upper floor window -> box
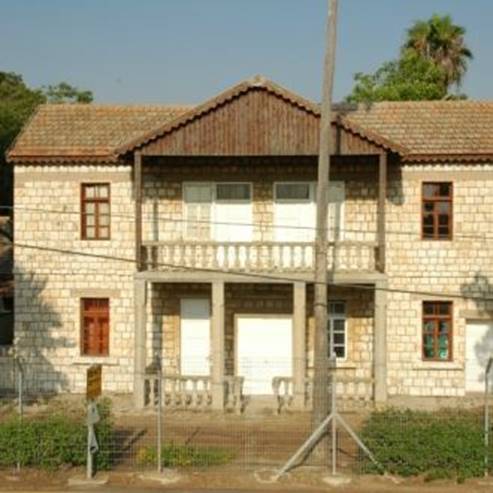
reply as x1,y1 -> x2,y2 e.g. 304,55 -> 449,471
274,182 -> 344,242
183,182 -> 252,241
328,301 -> 347,359
81,298 -> 110,356
422,182 -> 453,240
422,301 -> 452,361
81,184 -> 110,240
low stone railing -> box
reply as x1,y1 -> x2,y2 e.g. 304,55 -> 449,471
144,374 -> 244,413
224,376 -> 244,414
272,375 -> 374,414
145,374 -> 212,410
142,240 -> 378,273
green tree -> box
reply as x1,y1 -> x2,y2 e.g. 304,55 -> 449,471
404,14 -> 473,88
346,14 -> 472,103
346,51 -> 447,103
0,72 -> 92,206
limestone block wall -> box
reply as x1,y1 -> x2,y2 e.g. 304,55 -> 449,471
141,159 -> 379,244
147,282 -> 374,394
385,163 -> 493,397
14,165 -> 136,394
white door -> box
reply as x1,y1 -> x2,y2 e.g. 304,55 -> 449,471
236,315 -> 293,394
465,321 -> 493,392
180,299 -> 210,376
273,181 -> 345,242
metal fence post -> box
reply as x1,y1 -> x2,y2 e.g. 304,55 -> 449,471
485,357 -> 492,477
15,356 -> 23,473
157,359 -> 163,473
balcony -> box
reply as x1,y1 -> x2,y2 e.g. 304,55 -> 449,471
141,240 -> 379,274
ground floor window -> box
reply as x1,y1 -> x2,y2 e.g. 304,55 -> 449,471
328,301 -> 346,359
81,298 -> 110,356
422,301 -> 452,361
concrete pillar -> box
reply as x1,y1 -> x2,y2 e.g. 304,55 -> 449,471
211,281 -> 225,410
374,280 -> 388,403
293,282 -> 307,409
134,279 -> 147,409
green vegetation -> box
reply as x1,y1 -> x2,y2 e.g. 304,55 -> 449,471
136,443 -> 234,468
359,409 -> 492,482
0,71 -> 93,205
0,400 -> 112,470
347,14 -> 473,102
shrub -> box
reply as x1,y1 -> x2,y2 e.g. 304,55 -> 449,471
136,443 -> 234,468
359,408 -> 492,481
0,400 -> 113,470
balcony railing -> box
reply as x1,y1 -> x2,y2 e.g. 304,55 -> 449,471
142,240 -> 378,273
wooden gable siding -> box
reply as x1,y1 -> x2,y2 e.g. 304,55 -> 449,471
140,89 -> 381,157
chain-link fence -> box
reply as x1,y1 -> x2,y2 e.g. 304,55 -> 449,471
1,363 -> 493,482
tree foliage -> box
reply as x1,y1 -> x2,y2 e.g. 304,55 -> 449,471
346,52 -> 447,103
0,72 -> 92,206
346,14 -> 472,103
404,14 -> 473,88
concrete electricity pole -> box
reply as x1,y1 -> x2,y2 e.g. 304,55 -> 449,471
312,0 -> 339,434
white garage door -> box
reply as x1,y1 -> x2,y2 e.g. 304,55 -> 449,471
236,315 -> 292,395
465,321 -> 493,392
180,299 -> 210,376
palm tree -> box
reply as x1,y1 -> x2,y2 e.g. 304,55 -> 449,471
403,14 -> 473,89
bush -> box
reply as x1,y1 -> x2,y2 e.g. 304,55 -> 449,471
359,409 -> 492,481
136,443 -> 234,468
0,399 -> 113,470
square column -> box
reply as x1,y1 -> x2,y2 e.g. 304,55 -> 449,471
134,279 -> 147,409
211,281 -> 225,410
292,282 -> 307,409
374,280 -> 388,403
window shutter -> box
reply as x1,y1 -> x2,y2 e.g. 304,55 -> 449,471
328,182 -> 345,241
184,184 -> 212,239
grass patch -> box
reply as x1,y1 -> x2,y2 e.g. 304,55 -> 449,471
136,443 -> 234,468
359,408 -> 492,481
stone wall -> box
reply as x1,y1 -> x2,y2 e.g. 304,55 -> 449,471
13,159 -> 493,400
14,165 -> 136,393
147,282 -> 373,388
386,164 -> 493,397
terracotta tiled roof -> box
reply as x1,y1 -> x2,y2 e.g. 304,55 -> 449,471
7,104 -> 191,163
6,77 -> 493,163
346,101 -> 493,162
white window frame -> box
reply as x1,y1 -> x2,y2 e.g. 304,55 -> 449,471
182,182 -> 253,241
273,181 -> 345,242
328,300 -> 347,361
273,181 -> 314,203
215,182 -> 252,203
182,181 -> 213,240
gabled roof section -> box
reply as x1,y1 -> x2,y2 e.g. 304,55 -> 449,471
116,75 -> 405,157
7,104 -> 191,163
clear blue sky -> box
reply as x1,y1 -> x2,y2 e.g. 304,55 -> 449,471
1,0 -> 491,104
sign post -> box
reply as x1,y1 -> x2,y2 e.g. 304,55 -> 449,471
86,365 -> 102,480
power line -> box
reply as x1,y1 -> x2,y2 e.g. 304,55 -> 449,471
5,239 -> 493,304
1,204 -> 493,242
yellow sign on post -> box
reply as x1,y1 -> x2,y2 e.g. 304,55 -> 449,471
86,364 -> 102,401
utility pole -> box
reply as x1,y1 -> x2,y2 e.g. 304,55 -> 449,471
312,0 -> 338,440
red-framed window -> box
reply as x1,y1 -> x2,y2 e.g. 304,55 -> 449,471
422,182 -> 453,240
422,301 -> 453,361
81,184 -> 110,240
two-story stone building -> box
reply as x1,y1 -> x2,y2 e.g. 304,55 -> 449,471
5,76 -> 493,410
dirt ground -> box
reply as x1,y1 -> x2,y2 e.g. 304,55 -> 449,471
1,467 -> 493,492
